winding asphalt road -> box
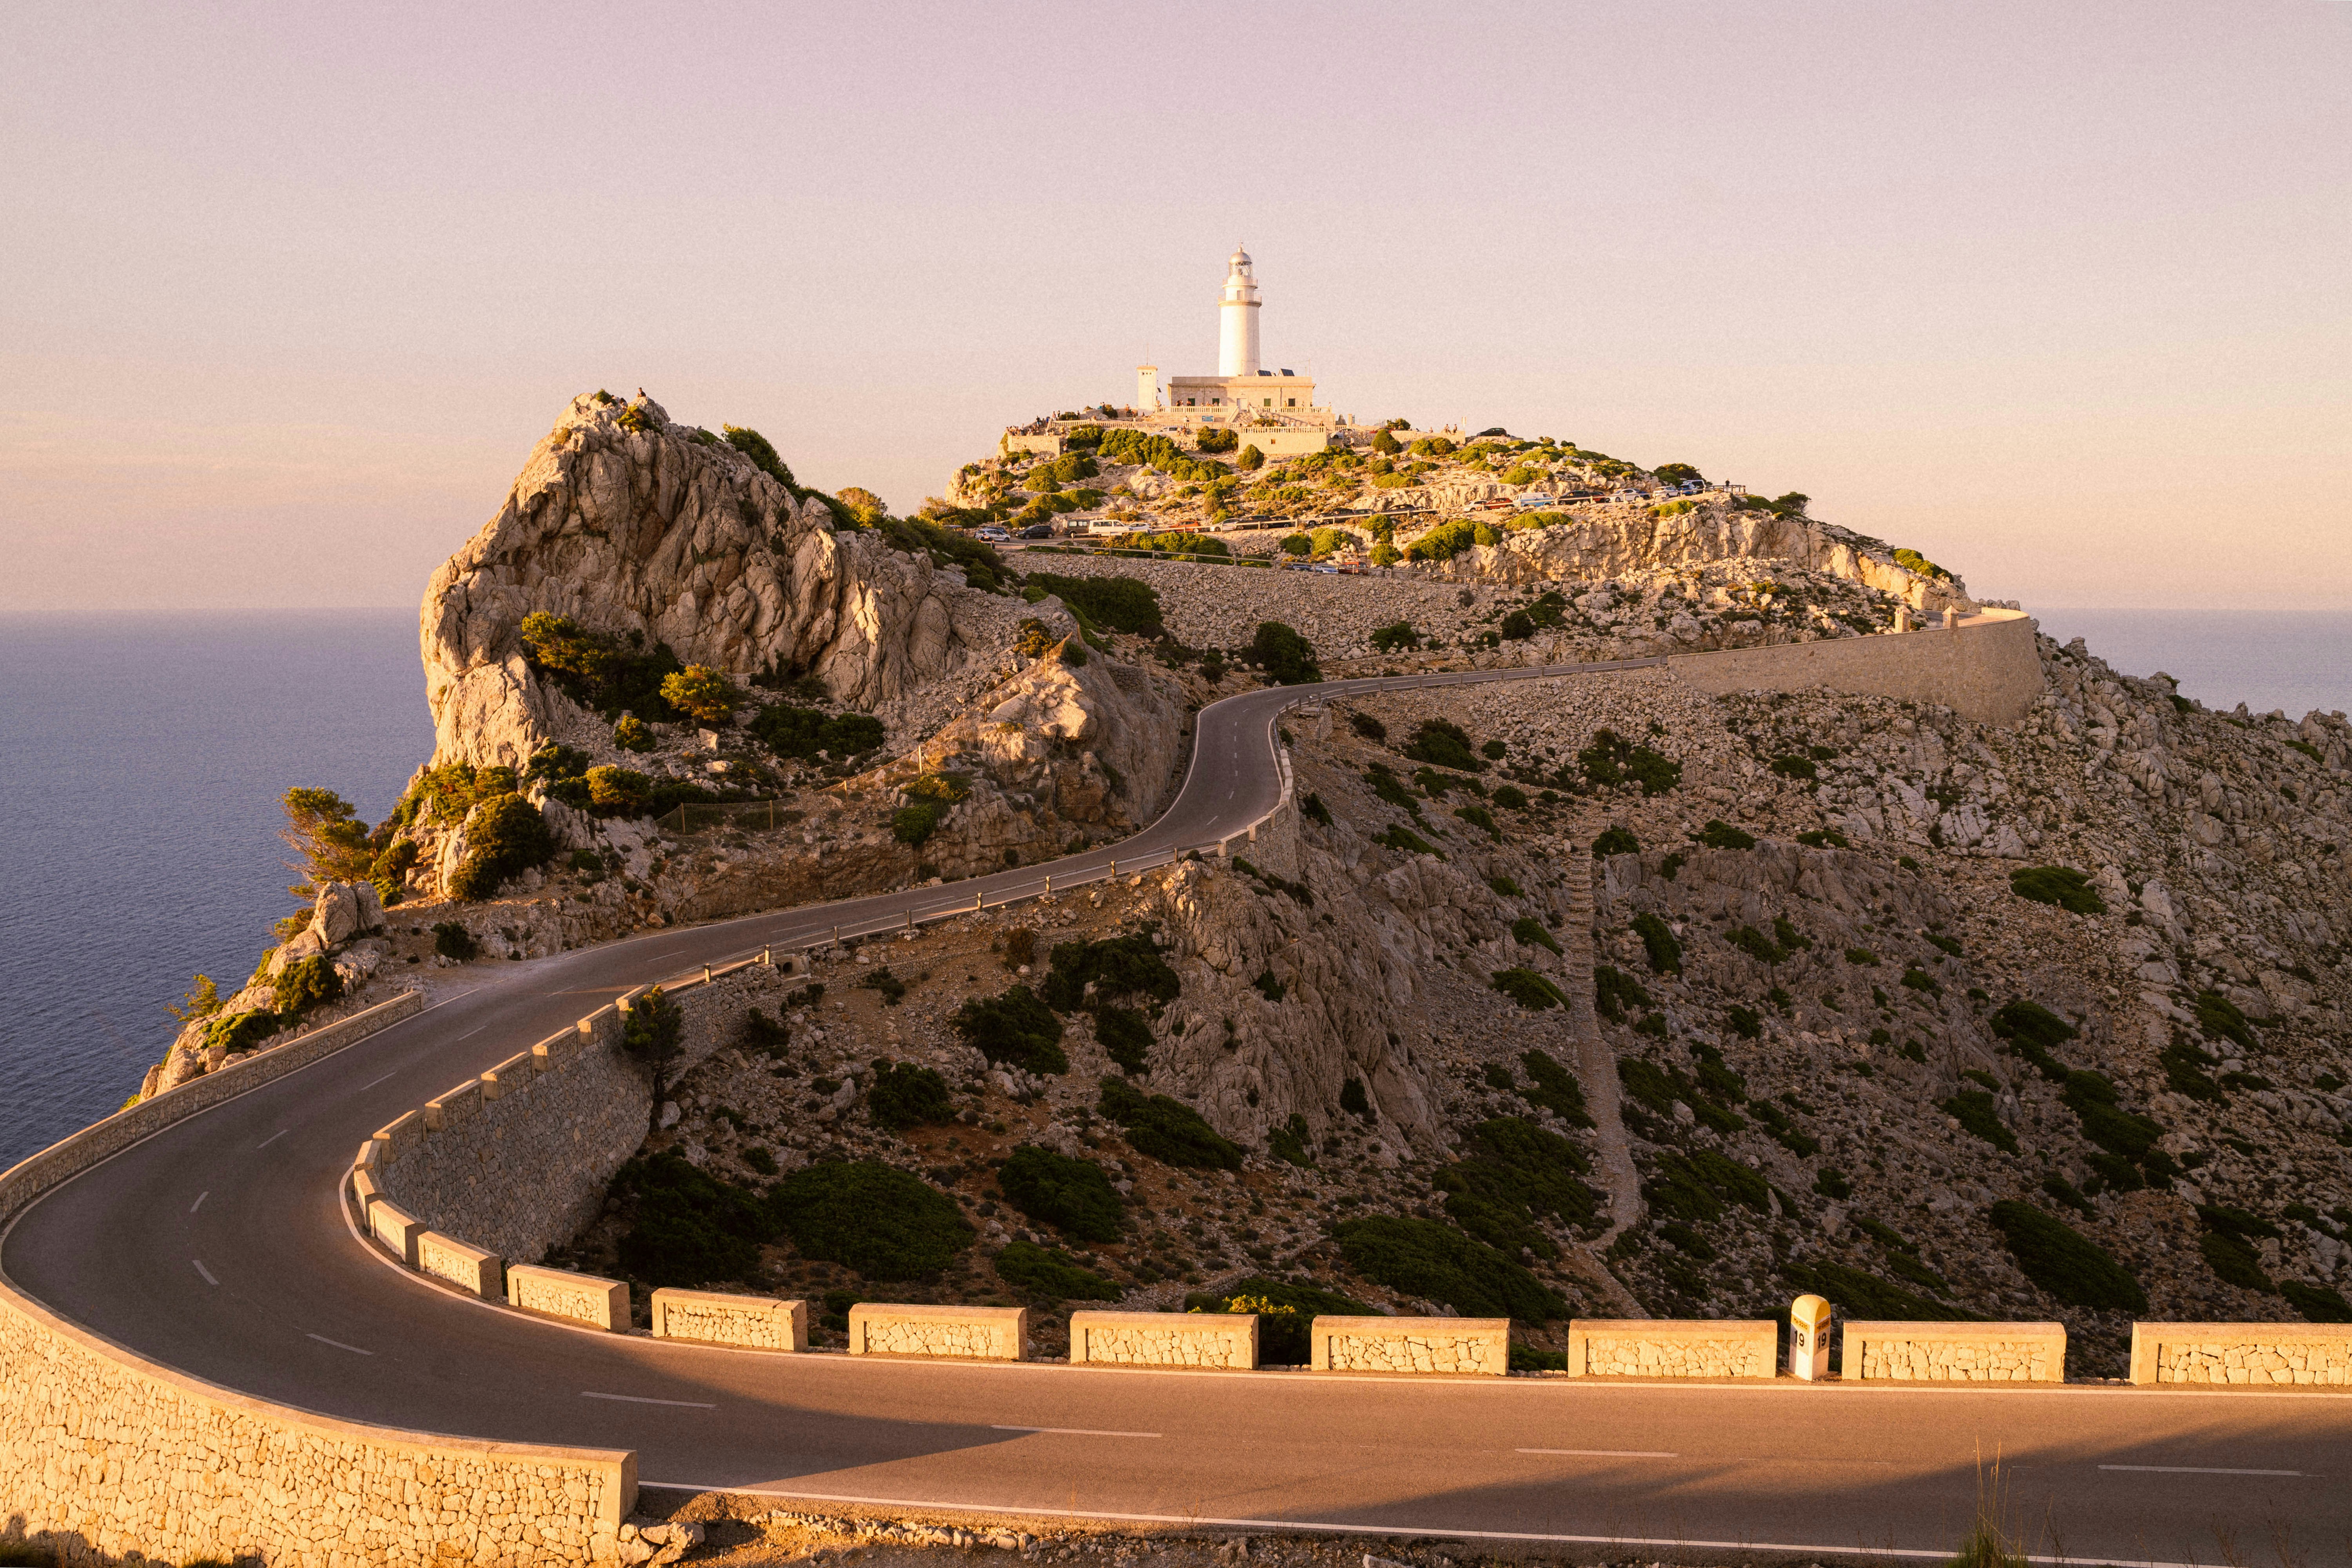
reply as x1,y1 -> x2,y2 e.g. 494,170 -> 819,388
8,661 -> 2352,1566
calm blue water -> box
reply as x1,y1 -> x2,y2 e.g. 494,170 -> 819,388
0,612 -> 434,1170
2029,609 -> 2352,722
0,605 -> 2344,1172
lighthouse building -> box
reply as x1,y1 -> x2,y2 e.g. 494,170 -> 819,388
1162,248 -> 1319,416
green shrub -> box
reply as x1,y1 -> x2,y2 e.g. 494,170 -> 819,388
1370,541 -> 1401,566
613,1151 -> 770,1287
1333,1214 -> 1565,1321
723,424 -> 799,491
1195,427 -> 1239,454
1577,729 -> 1681,795
1376,824 -> 1441,857
998,1145 -> 1124,1241
447,793 -> 556,900
2192,990 -> 2256,1051
1593,965 -> 1652,1021
1098,1076 -> 1241,1169
517,611 -> 685,719
271,954 -> 344,1017
1490,784 -> 1528,809
1454,804 -> 1500,840
1436,1116 -> 1601,1254
1632,913 -> 1683,974
1094,1005 -> 1153,1074
775,1160 -> 973,1280
1252,968 -> 1287,1002
1941,1091 -> 2017,1153
1653,463 -> 1702,488
1987,1200 -> 2147,1312
432,922 -> 478,960
1187,1276 -> 1368,1363
2282,1281 -> 2352,1323
1042,932 -> 1181,1013
660,664 -> 744,722
1403,718 -> 1483,771
1987,1000 -> 2074,1051
1726,1005 -> 1762,1038
1250,621 -> 1321,684
891,802 -> 942,846
1769,753 -> 1817,781
205,1008 -> 280,1054
1491,968 -> 1568,1009
1592,826 -> 1639,857
1278,532 -> 1310,556
1339,1077 -> 1371,1118
1891,547 -> 1950,581
1370,620 -> 1420,653
993,1239 -> 1121,1301
2010,866 -> 2105,914
1697,820 -> 1756,850
1269,1114 -> 1313,1167
1499,610 -> 1535,640
1022,572 -> 1164,635
749,702 -> 886,761
867,1062 -> 955,1129
1902,966 -> 1942,995
1728,925 -> 1784,964
951,986 -> 1067,1074
877,514 -> 1012,592
1642,1149 -> 1769,1224
1517,1049 -> 1593,1127
1511,916 -> 1561,955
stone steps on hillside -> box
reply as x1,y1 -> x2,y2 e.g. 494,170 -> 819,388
1559,827 -> 1645,1316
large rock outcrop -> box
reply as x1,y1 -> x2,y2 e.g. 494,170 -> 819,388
421,393 -> 992,769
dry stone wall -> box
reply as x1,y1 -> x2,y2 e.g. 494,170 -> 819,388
508,1265 -> 629,1331
650,1289 -> 808,1350
1667,610 -> 2041,725
1312,1316 -> 1507,1375
371,964 -> 757,1266
1068,1311 -> 1257,1368
1842,1323 -> 2064,1383
1567,1319 -> 1777,1379
0,990 -> 633,1567
849,1304 -> 1027,1360
2132,1323 -> 2352,1386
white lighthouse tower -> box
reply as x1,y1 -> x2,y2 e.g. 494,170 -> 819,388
1216,245 -> 1262,377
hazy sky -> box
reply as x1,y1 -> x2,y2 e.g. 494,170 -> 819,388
5,0 -> 2346,612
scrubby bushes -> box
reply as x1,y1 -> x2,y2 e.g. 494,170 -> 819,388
1987,1200 -> 2146,1312
775,1160 -> 973,1280
1403,718 -> 1482,772
1370,621 -> 1419,653
613,1151 -> 771,1287
867,1062 -> 955,1129
2010,866 -> 2105,914
1250,621 -> 1320,684
1697,820 -> 1756,850
1592,826 -> 1639,857
992,1240 -> 1121,1301
1578,729 -> 1681,795
1194,427 -> 1239,454
1593,965 -> 1653,1022
951,986 -> 1067,1074
447,793 -> 556,900
1186,1277 -> 1368,1364
432,922 -> 478,960
749,702 -> 887,762
271,955 -> 343,1018
1098,1075 -> 1241,1169
1632,913 -> 1682,974
1492,968 -> 1568,1010
1333,1214 -> 1563,1320
518,612 -> 684,719
1022,572 -> 1164,635
660,664 -> 743,722
998,1144 -> 1123,1241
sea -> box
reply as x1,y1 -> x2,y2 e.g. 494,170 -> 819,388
0,606 -> 2345,1171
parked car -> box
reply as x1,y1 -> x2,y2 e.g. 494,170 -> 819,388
1018,523 -> 1054,539
975,526 -> 1011,541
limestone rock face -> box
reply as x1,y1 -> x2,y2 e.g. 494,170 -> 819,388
421,393 -> 993,769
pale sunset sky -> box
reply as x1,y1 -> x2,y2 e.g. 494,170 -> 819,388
4,0 -> 2346,611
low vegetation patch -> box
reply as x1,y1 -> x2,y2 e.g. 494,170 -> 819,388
775,1160 -> 973,1281
867,1061 -> 954,1129
951,986 -> 1068,1074
998,1144 -> 1124,1242
1334,1214 -> 1566,1321
991,1239 -> 1121,1301
1098,1076 -> 1241,1169
1987,1200 -> 2147,1312
2010,866 -> 2106,914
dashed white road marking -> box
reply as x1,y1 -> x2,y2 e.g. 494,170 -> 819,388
254,1129 -> 289,1149
1517,1448 -> 1678,1458
307,1333 -> 373,1356
993,1426 -> 1160,1438
192,1259 -> 217,1285
2100,1464 -> 2305,1477
583,1391 -> 716,1408
357,1070 -> 400,1091
454,1026 -> 484,1041
189,1191 -> 207,1214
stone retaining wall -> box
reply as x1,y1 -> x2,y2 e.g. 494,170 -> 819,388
508,1265 -> 629,1331
0,991 -> 635,1566
650,1288 -> 807,1351
371,959 -> 768,1267
1842,1321 -> 2064,1383
1311,1316 -> 1507,1375
1666,610 -> 2042,726
1068,1310 -> 1258,1368
1565,1318 -> 1776,1379
849,1303 -> 1027,1360
2130,1323 -> 2352,1386
418,1230 -> 501,1297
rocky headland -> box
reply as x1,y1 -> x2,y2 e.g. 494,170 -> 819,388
137,393 -> 2352,1380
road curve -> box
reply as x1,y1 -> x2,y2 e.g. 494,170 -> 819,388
8,659 -> 2352,1565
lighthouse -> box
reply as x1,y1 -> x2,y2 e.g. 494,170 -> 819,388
1217,245 -> 1262,377
1167,247 -> 1314,419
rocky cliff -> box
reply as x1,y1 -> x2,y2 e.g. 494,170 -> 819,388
422,392 -> 995,771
